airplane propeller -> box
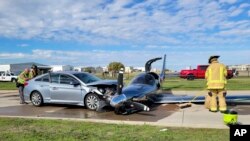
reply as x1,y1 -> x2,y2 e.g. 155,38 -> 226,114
117,68 -> 124,95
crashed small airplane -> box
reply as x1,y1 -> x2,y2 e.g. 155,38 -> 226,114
108,54 -> 250,115
109,55 -> 166,114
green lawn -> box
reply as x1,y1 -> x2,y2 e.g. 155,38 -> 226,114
162,76 -> 250,90
0,82 -> 16,90
0,117 -> 229,141
1,76 -> 250,91
96,73 -> 250,90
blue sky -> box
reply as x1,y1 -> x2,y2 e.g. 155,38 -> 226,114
0,0 -> 249,71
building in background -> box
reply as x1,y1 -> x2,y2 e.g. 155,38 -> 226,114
133,67 -> 145,72
102,66 -> 108,72
74,66 -> 85,72
51,65 -> 74,72
96,66 -> 104,73
125,66 -> 134,73
228,64 -> 250,77
0,62 -> 51,75
228,64 -> 250,71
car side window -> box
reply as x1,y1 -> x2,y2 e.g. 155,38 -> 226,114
35,74 -> 49,82
51,74 -> 59,83
42,75 -> 49,82
60,74 -> 77,85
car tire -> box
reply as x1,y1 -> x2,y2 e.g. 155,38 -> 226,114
84,93 -> 100,111
11,78 -> 17,83
114,105 -> 128,115
187,74 -> 194,80
31,91 -> 43,107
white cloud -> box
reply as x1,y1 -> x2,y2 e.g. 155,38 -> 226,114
230,9 -> 243,16
0,53 -> 27,59
0,0 -> 249,46
218,29 -> 250,36
17,44 -> 29,47
178,0 -> 200,9
1,49 -> 250,71
248,10 -> 250,16
239,3 -> 250,8
219,0 -> 237,4
145,45 -> 169,49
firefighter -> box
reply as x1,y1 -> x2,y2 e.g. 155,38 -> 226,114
29,64 -> 38,79
17,68 -> 30,104
205,55 -> 227,112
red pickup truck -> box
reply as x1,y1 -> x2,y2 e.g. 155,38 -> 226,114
180,65 -> 233,80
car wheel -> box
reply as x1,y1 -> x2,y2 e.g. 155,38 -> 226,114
187,74 -> 194,80
84,93 -> 100,110
11,78 -> 17,83
31,91 -> 43,107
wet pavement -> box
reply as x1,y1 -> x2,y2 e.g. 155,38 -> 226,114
0,90 -> 179,122
0,90 -> 250,129
0,104 -> 181,122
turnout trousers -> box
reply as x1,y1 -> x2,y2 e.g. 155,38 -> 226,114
209,89 -> 227,112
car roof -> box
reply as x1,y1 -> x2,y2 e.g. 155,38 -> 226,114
51,71 -> 89,75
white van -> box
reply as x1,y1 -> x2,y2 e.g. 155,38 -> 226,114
0,72 -> 18,82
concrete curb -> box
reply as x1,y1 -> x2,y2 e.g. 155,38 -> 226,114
0,115 -> 229,129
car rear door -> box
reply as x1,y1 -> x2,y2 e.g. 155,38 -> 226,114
34,74 -> 51,101
50,73 -> 83,103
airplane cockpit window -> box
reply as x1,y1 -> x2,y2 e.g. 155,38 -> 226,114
130,73 -> 155,86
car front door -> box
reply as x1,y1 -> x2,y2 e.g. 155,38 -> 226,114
50,73 -> 83,104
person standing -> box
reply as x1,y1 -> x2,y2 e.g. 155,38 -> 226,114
17,68 -> 30,104
205,55 -> 227,112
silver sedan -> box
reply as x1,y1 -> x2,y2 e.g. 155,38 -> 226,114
24,71 -> 117,110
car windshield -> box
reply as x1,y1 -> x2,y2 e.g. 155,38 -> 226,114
73,73 -> 101,84
130,73 -> 155,86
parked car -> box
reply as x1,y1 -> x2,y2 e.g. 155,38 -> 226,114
24,71 -> 117,110
180,65 -> 233,80
0,72 -> 17,82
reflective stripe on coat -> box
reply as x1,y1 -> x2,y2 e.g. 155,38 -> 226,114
205,61 -> 227,89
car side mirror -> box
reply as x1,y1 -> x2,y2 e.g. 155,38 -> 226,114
70,81 -> 80,86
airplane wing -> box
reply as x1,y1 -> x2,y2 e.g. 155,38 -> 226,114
148,93 -> 250,104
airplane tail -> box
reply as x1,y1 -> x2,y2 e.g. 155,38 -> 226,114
160,54 -> 166,82
145,57 -> 162,72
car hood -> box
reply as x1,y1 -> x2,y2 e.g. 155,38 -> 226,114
86,80 -> 117,86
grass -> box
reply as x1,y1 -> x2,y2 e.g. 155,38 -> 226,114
0,82 -> 16,90
0,117 -> 229,141
1,75 -> 250,91
161,76 -> 250,91
96,73 -> 250,90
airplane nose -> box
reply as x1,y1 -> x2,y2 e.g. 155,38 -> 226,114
110,94 -> 127,107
